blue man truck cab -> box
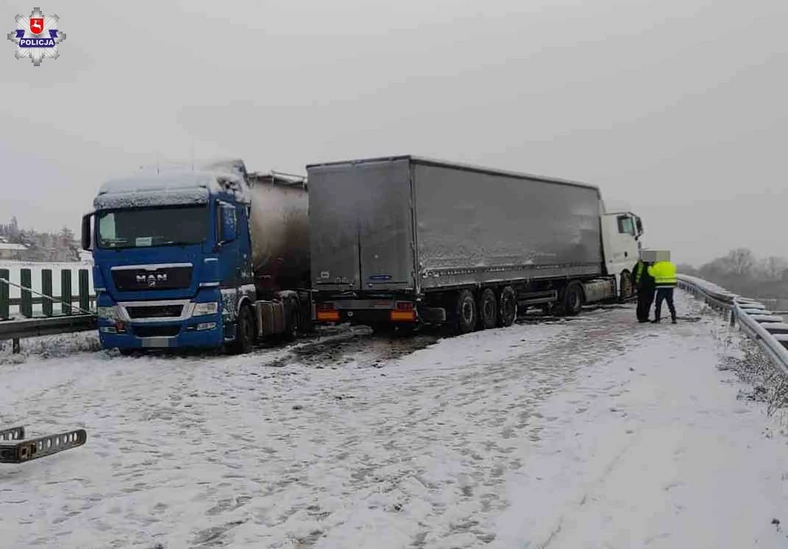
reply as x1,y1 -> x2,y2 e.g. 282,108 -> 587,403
81,159 -> 313,354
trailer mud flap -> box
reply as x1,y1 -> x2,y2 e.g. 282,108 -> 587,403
418,306 -> 446,324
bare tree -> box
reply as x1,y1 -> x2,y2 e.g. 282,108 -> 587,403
699,257 -> 731,279
725,248 -> 755,277
8,216 -> 20,243
760,256 -> 788,281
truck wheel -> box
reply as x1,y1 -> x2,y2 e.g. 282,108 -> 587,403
454,290 -> 477,334
230,305 -> 254,354
562,281 -> 584,316
478,288 -> 497,330
298,294 -> 315,334
283,299 -> 300,342
619,270 -> 633,301
498,286 -> 517,327
300,304 -> 316,334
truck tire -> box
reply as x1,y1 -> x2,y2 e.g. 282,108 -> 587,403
561,281 -> 584,316
478,288 -> 497,330
498,286 -> 517,327
297,294 -> 315,334
300,304 -> 315,334
619,270 -> 633,301
283,298 -> 299,342
454,290 -> 477,334
229,305 -> 254,355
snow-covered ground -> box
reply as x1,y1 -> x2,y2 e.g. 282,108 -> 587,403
1,292 -> 787,548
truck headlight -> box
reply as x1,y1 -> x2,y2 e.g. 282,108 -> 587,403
193,302 -> 219,317
97,306 -> 119,321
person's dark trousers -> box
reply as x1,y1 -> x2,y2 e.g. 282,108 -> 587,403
636,289 -> 655,322
654,288 -> 676,323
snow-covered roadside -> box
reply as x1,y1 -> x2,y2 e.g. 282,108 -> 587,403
0,292 -> 786,549
493,295 -> 788,549
0,331 -> 101,364
0,313 -> 583,549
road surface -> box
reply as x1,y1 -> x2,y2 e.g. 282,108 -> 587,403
1,291 -> 787,548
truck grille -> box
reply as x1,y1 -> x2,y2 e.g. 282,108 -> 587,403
126,305 -> 183,319
132,325 -> 181,338
112,266 -> 192,291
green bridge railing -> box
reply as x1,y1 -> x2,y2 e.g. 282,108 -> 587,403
0,266 -> 97,353
0,267 -> 95,321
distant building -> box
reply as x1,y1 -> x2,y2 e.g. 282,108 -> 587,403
0,241 -> 28,260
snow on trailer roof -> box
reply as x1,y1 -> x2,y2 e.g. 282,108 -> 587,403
305,155 -> 601,192
248,170 -> 307,188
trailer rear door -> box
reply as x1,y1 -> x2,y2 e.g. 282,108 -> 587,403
308,158 -> 414,293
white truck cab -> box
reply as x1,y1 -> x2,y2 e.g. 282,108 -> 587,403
600,211 -> 644,297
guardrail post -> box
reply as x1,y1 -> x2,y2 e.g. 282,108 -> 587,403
12,338 -> 20,354
42,269 -> 53,317
20,269 -> 32,318
0,269 -> 8,320
78,269 -> 90,314
61,270 -> 72,316
730,306 -> 736,327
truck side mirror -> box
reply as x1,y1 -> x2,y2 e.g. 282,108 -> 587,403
218,204 -> 237,244
81,214 -> 93,251
635,216 -> 644,237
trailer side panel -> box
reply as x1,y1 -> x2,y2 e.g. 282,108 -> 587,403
413,161 -> 604,290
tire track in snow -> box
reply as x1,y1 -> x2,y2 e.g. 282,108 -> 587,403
215,308 -> 652,548
0,305 -> 655,548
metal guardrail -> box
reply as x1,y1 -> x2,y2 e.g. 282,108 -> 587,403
0,265 -> 97,353
0,315 -> 97,342
678,274 -> 788,377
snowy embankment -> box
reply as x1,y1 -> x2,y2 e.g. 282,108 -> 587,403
0,292 -> 787,549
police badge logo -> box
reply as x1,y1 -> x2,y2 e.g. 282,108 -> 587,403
7,7 -> 66,66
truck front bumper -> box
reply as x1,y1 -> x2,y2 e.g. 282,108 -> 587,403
98,316 -> 224,349
96,292 -> 226,350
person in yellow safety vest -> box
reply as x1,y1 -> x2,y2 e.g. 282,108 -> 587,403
648,260 -> 677,324
632,259 -> 656,323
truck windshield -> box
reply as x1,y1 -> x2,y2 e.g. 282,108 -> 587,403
97,205 -> 208,249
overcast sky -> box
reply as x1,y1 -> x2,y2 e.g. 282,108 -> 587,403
1,0 -> 785,265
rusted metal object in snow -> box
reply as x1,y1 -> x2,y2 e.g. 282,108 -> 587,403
0,426 -> 87,464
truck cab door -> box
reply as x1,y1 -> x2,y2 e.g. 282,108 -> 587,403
601,212 -> 640,278
216,200 -> 242,285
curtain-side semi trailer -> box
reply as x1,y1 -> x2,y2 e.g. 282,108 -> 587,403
307,156 -> 644,333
